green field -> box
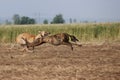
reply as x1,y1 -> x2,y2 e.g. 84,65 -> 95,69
0,23 -> 120,43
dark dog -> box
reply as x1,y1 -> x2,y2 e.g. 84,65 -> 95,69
23,33 -> 82,51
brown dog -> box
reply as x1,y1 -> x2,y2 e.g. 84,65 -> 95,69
11,31 -> 50,52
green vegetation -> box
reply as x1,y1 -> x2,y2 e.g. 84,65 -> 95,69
13,14 -> 36,25
43,19 -> 49,24
51,14 -> 65,24
0,23 -> 120,43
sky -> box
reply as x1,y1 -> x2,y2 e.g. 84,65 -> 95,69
0,0 -> 120,22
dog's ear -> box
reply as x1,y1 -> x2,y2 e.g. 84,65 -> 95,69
38,31 -> 45,34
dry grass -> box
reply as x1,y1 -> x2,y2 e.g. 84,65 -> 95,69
0,23 -> 120,43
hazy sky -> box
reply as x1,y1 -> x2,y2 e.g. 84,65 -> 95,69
0,0 -> 120,22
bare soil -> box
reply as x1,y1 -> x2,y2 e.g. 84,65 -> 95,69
0,43 -> 120,80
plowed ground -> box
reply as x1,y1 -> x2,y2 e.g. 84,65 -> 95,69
0,43 -> 120,80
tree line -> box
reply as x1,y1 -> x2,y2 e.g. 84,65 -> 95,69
13,14 -> 36,24
13,14 -> 65,25
1,14 -> 96,25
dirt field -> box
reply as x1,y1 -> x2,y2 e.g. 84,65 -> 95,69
0,43 -> 120,80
